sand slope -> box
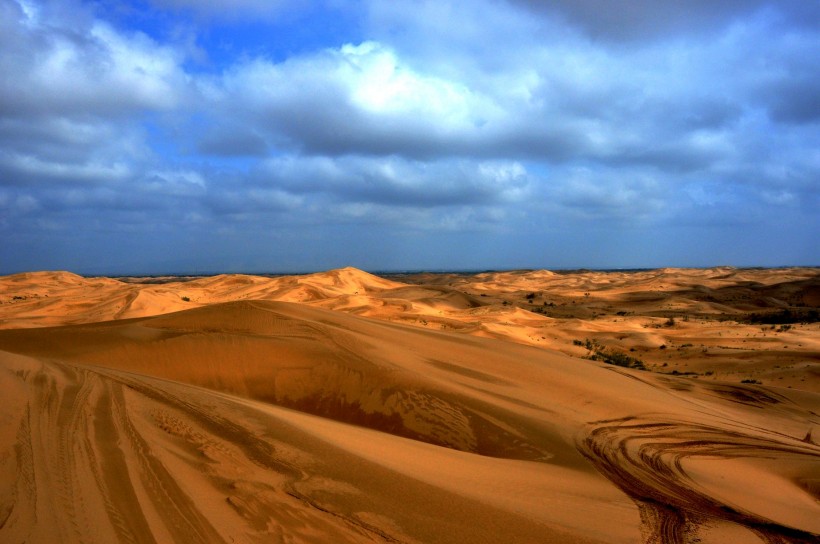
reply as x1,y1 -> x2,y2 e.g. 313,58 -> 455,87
1,298 -> 819,543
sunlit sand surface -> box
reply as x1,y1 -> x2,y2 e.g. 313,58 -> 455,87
1,267 -> 818,543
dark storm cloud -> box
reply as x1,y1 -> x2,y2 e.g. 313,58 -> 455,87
754,48 -> 820,125
512,0 -> 820,41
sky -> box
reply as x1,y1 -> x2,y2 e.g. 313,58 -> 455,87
0,0 -> 818,274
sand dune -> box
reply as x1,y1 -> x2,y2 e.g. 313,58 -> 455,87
387,267 -> 820,390
0,267 -> 404,328
0,268 -> 819,543
4,267 -> 817,391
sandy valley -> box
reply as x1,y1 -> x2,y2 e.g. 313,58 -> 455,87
0,266 -> 818,543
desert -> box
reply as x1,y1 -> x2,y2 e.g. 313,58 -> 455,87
0,266 -> 818,544
4,0 -> 819,542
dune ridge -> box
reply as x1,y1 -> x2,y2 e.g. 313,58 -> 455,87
0,267 -> 403,328
7,266 -> 816,389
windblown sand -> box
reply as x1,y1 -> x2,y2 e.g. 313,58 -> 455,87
0,267 -> 818,543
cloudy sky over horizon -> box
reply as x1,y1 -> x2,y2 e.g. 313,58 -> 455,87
1,0 -> 818,274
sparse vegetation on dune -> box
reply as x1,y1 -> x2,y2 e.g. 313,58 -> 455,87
743,308 -> 819,325
578,338 -> 647,370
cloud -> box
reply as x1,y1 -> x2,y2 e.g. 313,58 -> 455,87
186,3 -> 815,186
511,0 -> 820,41
0,152 -> 131,185
749,32 -> 820,125
0,0 -> 191,203
196,128 -> 268,157
252,155 -> 532,208
211,40 -> 507,159
547,167 -> 665,221
0,0 -> 818,272
0,3 -> 186,119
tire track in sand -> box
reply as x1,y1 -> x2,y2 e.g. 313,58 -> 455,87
2,359 -> 225,543
95,378 -> 224,543
3,356 -> 413,543
579,417 -> 820,544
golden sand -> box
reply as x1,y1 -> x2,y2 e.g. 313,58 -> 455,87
1,267 -> 818,543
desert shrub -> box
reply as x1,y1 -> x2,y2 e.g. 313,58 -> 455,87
745,309 -> 819,325
579,338 -> 645,370
596,350 -> 646,370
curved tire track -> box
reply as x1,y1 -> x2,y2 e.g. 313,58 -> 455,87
579,417 -> 820,544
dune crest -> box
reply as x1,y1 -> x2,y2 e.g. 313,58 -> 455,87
0,267 -> 404,328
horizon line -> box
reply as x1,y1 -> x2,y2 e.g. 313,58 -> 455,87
4,264 -> 818,279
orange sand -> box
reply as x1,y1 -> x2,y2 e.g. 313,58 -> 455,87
0,267 -> 818,543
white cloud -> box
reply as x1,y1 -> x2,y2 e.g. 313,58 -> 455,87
2,9 -> 187,118
212,39 -> 506,158
86,23 -> 186,110
338,41 -> 493,127
0,0 -> 192,197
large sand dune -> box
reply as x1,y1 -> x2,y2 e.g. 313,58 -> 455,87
0,268 -> 819,543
